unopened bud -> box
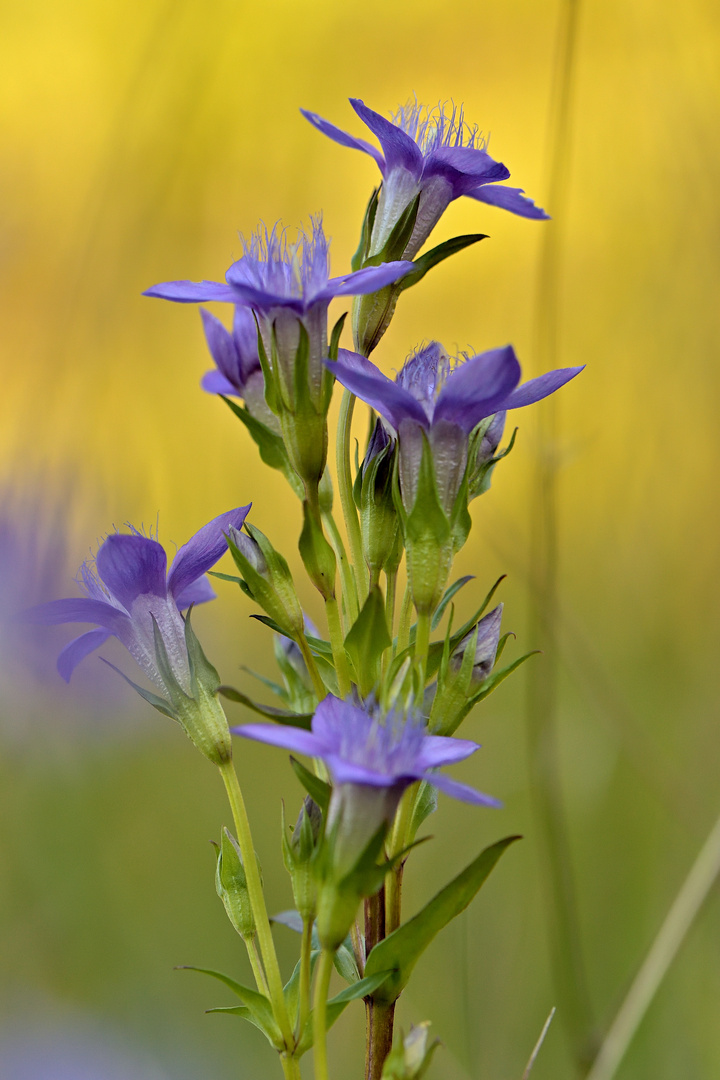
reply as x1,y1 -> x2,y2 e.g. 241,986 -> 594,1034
216,827 -> 256,939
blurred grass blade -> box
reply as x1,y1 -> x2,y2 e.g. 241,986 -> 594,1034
522,1007 -> 556,1079
586,811 -> 720,1080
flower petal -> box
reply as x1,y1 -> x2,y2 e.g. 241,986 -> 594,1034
57,628 -> 112,683
424,147 -> 510,197
200,309 -> 241,388
467,184 -> 549,220
434,346 -> 521,432
167,506 -> 251,600
326,755 -> 397,788
231,722 -> 326,757
415,734 -> 480,770
311,693 -> 367,750
498,366 -> 584,410
173,574 -> 216,610
21,597 -> 130,632
143,280 -> 240,303
321,260 -> 415,300
350,99 -> 424,177
300,108 -> 385,168
221,270 -> 306,313
201,369 -> 239,396
329,350 -> 428,431
96,534 -> 167,608
426,772 -> 502,807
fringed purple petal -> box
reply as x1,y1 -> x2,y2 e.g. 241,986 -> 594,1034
96,535 -> 167,608
57,628 -> 113,683
350,99 -> 424,177
300,108 -> 385,169
232,722 -> 326,757
330,351 -> 428,431
143,280 -> 240,303
173,575 -> 216,610
167,506 -> 251,600
467,184 -> 549,220
321,260 -> 415,300
201,369 -> 239,396
21,597 -> 130,632
426,772 -> 502,807
434,346 -> 521,432
415,734 -> 480,770
498,366 -> 584,410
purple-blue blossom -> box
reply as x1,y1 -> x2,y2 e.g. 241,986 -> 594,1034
233,694 -> 498,875
144,219 -> 413,410
23,507 -> 250,689
302,98 -> 548,260
329,342 -> 582,515
200,306 -> 280,432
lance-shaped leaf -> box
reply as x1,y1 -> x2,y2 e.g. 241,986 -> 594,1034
344,585 -> 392,696
221,396 -> 304,498
396,234 -> 488,293
290,756 -> 331,815
219,686 -> 312,730
178,966 -> 283,1048
431,575 -> 475,631
364,836 -> 520,1003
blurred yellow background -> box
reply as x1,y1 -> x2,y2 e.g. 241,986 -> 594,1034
2,0 -> 720,1077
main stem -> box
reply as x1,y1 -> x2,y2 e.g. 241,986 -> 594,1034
365,999 -> 396,1080
219,757 -> 294,1049
336,388 -> 369,604
313,948 -> 335,1080
322,507 -> 359,626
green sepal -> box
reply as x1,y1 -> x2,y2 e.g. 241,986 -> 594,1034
364,836 -> 521,1004
426,575 -> 506,680
98,659 -> 177,720
469,651 -> 539,708
408,781 -> 438,841
283,949 -> 320,1029
431,575 -> 475,631
290,756 -> 331,816
344,585 -> 392,696
299,502 -> 336,600
178,966 -> 283,1049
252,311 -> 281,416
351,187 -> 380,271
402,433 -> 453,614
273,635 -> 316,715
184,608 -> 221,697
216,827 -> 255,939
397,234 -> 488,293
281,800 -> 318,920
226,526 -> 303,638
365,193 -> 421,266
220,396 -> 304,499
468,425 -> 518,501
295,970 -> 393,1056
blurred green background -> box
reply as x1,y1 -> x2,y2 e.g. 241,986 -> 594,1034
2,0 -> 720,1077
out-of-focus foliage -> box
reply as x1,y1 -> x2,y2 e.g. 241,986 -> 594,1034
1,1 -> 720,1077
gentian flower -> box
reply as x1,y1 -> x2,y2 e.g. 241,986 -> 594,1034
24,506 -> 249,690
233,693 -> 499,879
302,99 -> 548,260
331,342 -> 582,517
200,307 -> 279,433
145,220 -> 413,487
451,603 -> 504,686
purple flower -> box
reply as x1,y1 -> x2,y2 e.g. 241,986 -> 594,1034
23,507 -> 250,690
145,219 -> 413,411
330,342 -> 582,516
233,694 -> 498,876
452,604 -> 504,685
302,99 -> 548,260
200,307 -> 279,432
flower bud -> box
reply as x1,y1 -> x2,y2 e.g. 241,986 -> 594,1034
356,420 -> 402,580
227,522 -> 304,637
451,603 -> 503,687
228,526 -> 267,575
381,1023 -> 439,1080
216,827 -> 256,939
282,797 -> 321,921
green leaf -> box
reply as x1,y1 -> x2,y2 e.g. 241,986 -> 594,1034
364,836 -> 520,1003
351,187 -> 380,271
249,613 -> 288,635
397,234 -> 488,293
290,756 -> 331,815
207,570 -> 245,585
178,966 -> 283,1048
220,396 -> 304,498
431,575 -> 475,631
296,970 -> 393,1055
184,607 -> 221,695
99,659 -> 177,719
408,781 -> 438,840
328,311 -> 348,360
217,686 -> 312,729
344,586 -> 392,696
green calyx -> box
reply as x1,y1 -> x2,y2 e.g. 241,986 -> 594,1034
216,826 -> 256,940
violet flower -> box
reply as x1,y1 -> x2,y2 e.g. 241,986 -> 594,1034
145,219 -> 413,412
200,307 -> 279,433
233,694 -> 499,877
330,342 -> 582,517
302,98 -> 548,260
24,507 -> 250,690
451,603 -> 504,686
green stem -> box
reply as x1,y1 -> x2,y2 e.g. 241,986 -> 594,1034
586,811 -> 720,1080
365,998 -> 396,1080
297,917 -> 314,1039
326,595 -> 352,697
385,569 -> 398,640
384,783 -> 416,934
245,934 -> 269,997
280,1054 -> 303,1080
322,507 -> 359,627
297,630 -> 328,701
396,585 -> 413,657
219,758 -> 293,1049
414,610 -> 431,685
336,389 -> 369,603
313,948 -> 335,1080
